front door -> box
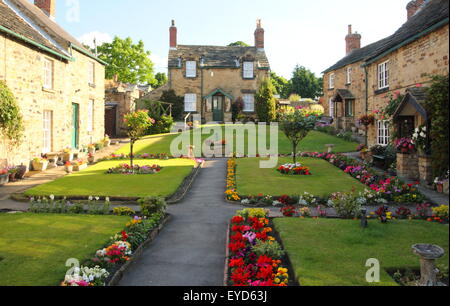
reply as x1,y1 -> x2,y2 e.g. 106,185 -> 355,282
212,95 -> 224,122
105,106 -> 117,137
72,103 -> 79,149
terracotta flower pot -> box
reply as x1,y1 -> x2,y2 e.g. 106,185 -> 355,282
65,165 -> 73,173
15,165 -> 27,180
436,183 -> 444,193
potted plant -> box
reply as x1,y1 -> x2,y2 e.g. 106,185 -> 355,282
32,157 -> 49,171
62,148 -> 74,162
87,144 -> 96,155
72,159 -> 87,172
8,166 -> 18,182
103,135 -> 111,147
88,153 -> 95,164
0,169 -> 9,186
15,165 -> 27,180
394,138 -> 415,154
435,177 -> 444,193
64,161 -> 73,174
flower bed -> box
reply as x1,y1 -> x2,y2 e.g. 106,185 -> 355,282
277,163 -> 312,175
227,208 -> 292,286
98,153 -> 172,162
225,159 -> 240,201
106,163 -> 162,175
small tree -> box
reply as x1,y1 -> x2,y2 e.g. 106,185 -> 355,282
279,108 -> 319,163
0,81 -> 23,147
123,110 -> 154,169
232,97 -> 244,123
255,78 -> 277,123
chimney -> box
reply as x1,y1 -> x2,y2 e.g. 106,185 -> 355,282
169,20 -> 177,49
34,0 -> 56,20
407,0 -> 425,20
254,19 -> 264,50
345,25 -> 361,55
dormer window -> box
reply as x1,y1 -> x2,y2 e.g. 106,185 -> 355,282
186,61 -> 197,78
243,61 -> 254,79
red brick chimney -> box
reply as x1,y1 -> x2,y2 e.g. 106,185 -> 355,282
407,0 -> 425,20
345,25 -> 361,55
254,19 -> 264,50
170,20 -> 177,49
34,0 -> 56,20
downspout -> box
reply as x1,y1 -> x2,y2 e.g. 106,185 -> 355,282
364,65 -> 369,146
201,67 -> 204,123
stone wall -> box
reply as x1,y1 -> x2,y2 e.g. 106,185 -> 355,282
397,153 -> 420,180
0,33 -> 105,168
418,155 -> 434,185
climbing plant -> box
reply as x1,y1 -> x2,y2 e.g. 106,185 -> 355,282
424,74 -> 449,178
0,81 -> 24,146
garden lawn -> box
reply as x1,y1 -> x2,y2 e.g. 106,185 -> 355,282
25,158 -> 196,198
236,157 -> 367,197
0,213 -> 129,286
114,126 -> 358,156
274,218 -> 449,286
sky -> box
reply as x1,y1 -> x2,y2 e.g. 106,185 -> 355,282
46,0 -> 410,79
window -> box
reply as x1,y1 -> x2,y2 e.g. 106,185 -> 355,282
378,61 -> 389,89
243,94 -> 255,112
329,73 -> 335,89
377,120 -> 390,146
43,110 -> 53,154
88,62 -> 95,85
346,67 -> 352,84
184,94 -> 197,112
329,98 -> 335,117
345,100 -> 354,117
43,58 -> 54,89
243,61 -> 254,79
186,61 -> 197,78
87,100 -> 94,132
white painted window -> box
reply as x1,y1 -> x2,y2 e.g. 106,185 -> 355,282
346,67 -> 352,84
87,100 -> 94,132
186,61 -> 197,78
378,61 -> 389,89
377,120 -> 390,146
184,94 -> 197,112
345,100 -> 354,117
43,110 -> 53,154
43,58 -> 54,89
329,98 -> 335,117
243,61 -> 254,79
329,73 -> 335,89
88,61 -> 95,85
243,94 -> 255,112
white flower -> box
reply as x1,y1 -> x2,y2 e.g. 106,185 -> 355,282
88,196 -> 93,201
49,195 -> 55,201
95,197 -> 100,201
105,197 -> 110,203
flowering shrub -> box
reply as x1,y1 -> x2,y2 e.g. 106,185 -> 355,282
415,203 -> 432,220
225,159 -> 240,201
411,125 -> 428,154
280,205 -> 296,217
395,138 -> 415,153
396,206 -> 412,219
358,114 -> 375,127
228,209 -> 289,286
277,163 -> 312,176
62,266 -> 109,287
430,205 -> 449,224
106,163 -> 162,175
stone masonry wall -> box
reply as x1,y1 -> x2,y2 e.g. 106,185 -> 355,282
397,153 -> 419,180
0,33 -> 105,168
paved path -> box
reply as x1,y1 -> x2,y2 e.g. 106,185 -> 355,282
118,159 -> 239,286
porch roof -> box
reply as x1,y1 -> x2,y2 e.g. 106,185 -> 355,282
203,88 -> 234,100
333,89 -> 355,102
393,87 -> 429,120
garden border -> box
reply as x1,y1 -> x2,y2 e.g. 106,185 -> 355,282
107,213 -> 172,286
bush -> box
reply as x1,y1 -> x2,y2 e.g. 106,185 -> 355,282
138,196 -> 167,218
255,78 -> 277,123
147,115 -> 174,135
252,240 -> 285,260
160,90 -> 184,120
236,208 -> 268,219
329,192 -> 364,219
113,206 -> 136,216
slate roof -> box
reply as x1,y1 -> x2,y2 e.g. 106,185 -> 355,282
393,87 -> 429,120
334,89 -> 355,101
0,0 -> 102,63
168,45 -> 270,69
323,0 -> 449,73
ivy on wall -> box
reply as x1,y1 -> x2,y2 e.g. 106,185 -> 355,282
424,74 -> 449,179
0,81 -> 24,146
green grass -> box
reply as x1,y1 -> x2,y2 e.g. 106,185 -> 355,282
236,157 -> 367,197
274,218 -> 449,286
115,126 -> 358,156
25,158 -> 196,198
0,213 -> 129,286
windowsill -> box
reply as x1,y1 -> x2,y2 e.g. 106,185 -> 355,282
345,83 -> 352,86
242,77 -> 256,80
374,87 -> 389,95
328,88 -> 334,91
243,111 -> 255,114
42,87 -> 56,94
89,83 -> 96,88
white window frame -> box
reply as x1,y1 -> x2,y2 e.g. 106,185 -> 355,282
243,61 -> 254,79
243,94 -> 255,112
346,67 -> 352,84
88,61 -> 95,85
87,100 -> 94,132
378,61 -> 389,89
345,100 -> 354,117
329,98 -> 335,118
43,58 -> 54,89
43,110 -> 53,154
186,61 -> 197,78
377,120 -> 390,146
329,73 -> 335,89
184,94 -> 197,112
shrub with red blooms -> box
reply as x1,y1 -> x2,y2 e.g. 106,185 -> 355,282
281,206 -> 296,217
227,210 -> 289,286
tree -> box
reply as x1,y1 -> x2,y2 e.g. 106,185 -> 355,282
279,108 -> 319,164
270,72 -> 290,99
160,90 -> 184,120
255,78 -> 277,123
228,41 -> 250,47
290,65 -> 321,99
152,72 -> 168,89
123,110 -> 154,168
0,81 -> 23,146
97,36 -> 155,84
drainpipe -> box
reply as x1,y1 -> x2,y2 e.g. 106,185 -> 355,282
364,66 -> 369,146
201,68 -> 204,123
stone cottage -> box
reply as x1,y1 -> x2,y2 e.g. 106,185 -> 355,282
152,20 -> 271,123
0,0 -> 106,168
322,0 -> 449,147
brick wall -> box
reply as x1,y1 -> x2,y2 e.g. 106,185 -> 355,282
0,33 -> 105,168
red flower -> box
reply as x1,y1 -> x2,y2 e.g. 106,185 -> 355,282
229,258 -> 245,268
231,216 -> 244,224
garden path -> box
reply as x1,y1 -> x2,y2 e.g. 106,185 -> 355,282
118,159 -> 239,286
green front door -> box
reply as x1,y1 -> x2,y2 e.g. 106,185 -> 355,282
212,95 -> 224,122
72,103 -> 79,149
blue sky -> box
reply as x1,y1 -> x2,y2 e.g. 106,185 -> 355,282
48,0 -> 409,79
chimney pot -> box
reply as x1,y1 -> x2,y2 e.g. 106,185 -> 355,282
254,19 -> 265,50
407,0 -> 426,20
345,25 -> 361,55
34,0 -> 56,20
